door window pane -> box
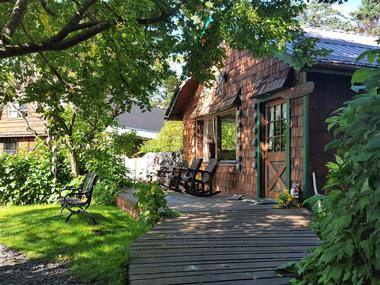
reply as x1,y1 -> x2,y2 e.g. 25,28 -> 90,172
266,102 -> 287,152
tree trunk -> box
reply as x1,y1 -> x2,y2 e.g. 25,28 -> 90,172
66,138 -> 79,177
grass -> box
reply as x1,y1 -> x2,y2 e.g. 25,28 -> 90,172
0,204 -> 148,284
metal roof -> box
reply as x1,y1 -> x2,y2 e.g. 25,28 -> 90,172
115,104 -> 165,133
305,27 -> 380,67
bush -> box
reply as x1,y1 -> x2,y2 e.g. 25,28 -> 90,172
287,94 -> 380,285
84,133 -> 132,205
134,182 -> 170,224
0,145 -> 70,205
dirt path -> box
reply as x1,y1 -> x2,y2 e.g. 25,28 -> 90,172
0,244 -> 82,285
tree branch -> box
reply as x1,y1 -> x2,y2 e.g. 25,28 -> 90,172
48,0 -> 98,43
0,20 -> 111,58
1,0 -> 29,41
137,10 -> 176,25
40,0 -> 55,17
20,21 -> 69,88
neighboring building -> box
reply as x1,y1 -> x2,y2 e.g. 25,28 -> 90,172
115,104 -> 165,140
166,28 -> 379,200
0,102 -> 165,155
0,103 -> 47,154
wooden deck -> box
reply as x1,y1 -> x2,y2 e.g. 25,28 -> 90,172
128,193 -> 319,284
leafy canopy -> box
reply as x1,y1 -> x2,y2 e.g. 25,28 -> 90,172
351,0 -> 380,35
139,121 -> 183,154
300,0 -> 353,31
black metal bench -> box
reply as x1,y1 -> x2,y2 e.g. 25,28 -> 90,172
58,172 -> 98,223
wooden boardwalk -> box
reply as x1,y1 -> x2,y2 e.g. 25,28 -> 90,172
128,194 -> 319,284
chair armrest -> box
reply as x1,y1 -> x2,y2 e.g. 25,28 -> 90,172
173,168 -> 188,175
62,191 -> 87,204
59,186 -> 80,198
58,187 -> 80,198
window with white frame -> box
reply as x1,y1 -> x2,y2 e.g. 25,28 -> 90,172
200,110 -> 237,162
7,103 -> 28,118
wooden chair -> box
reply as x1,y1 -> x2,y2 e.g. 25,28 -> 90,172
168,159 -> 203,192
58,172 -> 98,223
186,159 -> 218,196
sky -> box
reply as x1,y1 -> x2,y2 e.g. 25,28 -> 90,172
332,0 -> 361,17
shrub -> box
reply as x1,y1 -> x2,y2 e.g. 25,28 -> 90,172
286,94 -> 380,285
134,182 -> 170,224
84,133 -> 131,205
0,145 -> 70,205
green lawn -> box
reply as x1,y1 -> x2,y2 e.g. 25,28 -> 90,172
0,204 -> 148,284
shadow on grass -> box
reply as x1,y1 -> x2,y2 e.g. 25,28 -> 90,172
0,205 -> 148,285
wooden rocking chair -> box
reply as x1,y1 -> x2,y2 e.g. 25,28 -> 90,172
58,172 -> 98,223
168,159 -> 203,192
186,159 -> 218,196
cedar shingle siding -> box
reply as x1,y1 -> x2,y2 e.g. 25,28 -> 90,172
182,49 -> 295,197
166,30 -> 378,199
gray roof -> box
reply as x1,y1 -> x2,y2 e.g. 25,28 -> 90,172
305,27 -> 380,67
116,105 -> 165,132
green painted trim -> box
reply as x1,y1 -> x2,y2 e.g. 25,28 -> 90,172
256,102 -> 262,200
286,99 -> 291,190
256,94 -> 291,198
302,85 -> 310,198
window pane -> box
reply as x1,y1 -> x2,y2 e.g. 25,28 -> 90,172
275,104 -> 281,120
280,120 -> 286,136
268,122 -> 274,138
274,121 -> 282,136
268,138 -> 273,152
19,104 -> 28,117
4,141 -> 17,154
274,137 -> 281,152
8,105 -> 18,118
282,103 -> 287,119
267,102 -> 288,153
219,113 -> 236,161
268,106 -> 274,122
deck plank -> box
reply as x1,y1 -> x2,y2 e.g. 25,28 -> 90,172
128,195 -> 317,284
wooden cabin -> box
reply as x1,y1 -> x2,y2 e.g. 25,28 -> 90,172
0,103 -> 47,154
165,28 -> 379,200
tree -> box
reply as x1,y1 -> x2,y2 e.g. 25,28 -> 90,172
151,74 -> 181,109
0,0 -> 345,61
300,0 -> 354,31
139,121 -> 183,153
0,0 -> 344,177
351,0 -> 380,35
